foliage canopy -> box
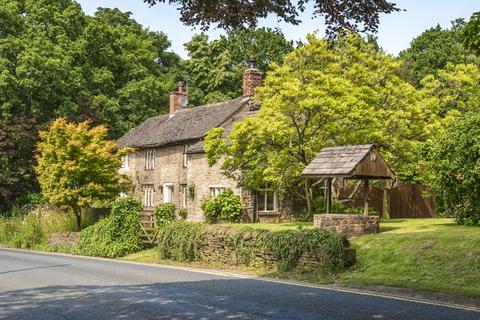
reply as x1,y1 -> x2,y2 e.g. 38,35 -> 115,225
143,0 -> 399,36
183,28 -> 294,105
35,118 -> 131,230
205,34 -> 435,210
399,20 -> 478,86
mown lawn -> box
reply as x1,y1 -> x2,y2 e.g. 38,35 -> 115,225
339,218 -> 480,297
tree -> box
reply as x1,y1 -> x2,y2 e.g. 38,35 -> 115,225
0,0 -> 180,134
425,108 -> 480,226
420,63 -> 480,117
183,28 -> 294,105
0,1 -> 180,213
35,118 -> 132,231
205,34 -> 434,212
0,117 -> 38,214
143,0 -> 400,36
399,20 -> 478,86
463,12 -> 480,55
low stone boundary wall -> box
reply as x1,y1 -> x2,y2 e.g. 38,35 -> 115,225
48,232 -> 80,247
314,214 -> 380,237
198,226 -> 355,269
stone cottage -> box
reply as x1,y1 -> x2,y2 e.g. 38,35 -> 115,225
117,58 -> 287,222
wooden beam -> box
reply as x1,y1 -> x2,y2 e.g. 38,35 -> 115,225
363,178 -> 369,217
326,178 -> 332,214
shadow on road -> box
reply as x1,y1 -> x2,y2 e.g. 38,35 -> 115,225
0,264 -> 69,275
0,279 -> 478,320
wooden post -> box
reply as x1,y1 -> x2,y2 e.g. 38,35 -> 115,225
363,178 -> 369,217
326,178 -> 332,214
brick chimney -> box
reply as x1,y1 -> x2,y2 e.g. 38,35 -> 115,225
169,80 -> 188,114
242,56 -> 262,97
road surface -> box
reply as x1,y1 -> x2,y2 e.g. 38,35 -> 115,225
0,248 -> 478,320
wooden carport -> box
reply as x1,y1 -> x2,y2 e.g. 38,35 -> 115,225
301,144 -> 395,216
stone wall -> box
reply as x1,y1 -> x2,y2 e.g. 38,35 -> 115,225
187,154 -> 246,221
198,226 -> 355,269
314,214 -> 380,237
48,232 -> 80,247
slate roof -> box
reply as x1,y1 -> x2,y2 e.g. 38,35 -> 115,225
301,144 -> 375,177
185,109 -> 258,154
118,96 -> 250,148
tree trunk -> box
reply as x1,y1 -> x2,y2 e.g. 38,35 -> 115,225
383,182 -> 391,219
363,179 -> 369,217
305,178 -> 313,213
74,207 -> 82,232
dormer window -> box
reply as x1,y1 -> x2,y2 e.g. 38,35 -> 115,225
145,149 -> 155,170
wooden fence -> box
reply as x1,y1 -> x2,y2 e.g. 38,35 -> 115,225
389,184 -> 436,218
338,183 -> 436,218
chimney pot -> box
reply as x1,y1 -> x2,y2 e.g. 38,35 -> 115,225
177,80 -> 186,93
169,80 -> 188,114
248,55 -> 257,69
243,56 -> 262,97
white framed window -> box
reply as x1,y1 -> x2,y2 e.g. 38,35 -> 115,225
210,187 -> 226,198
181,184 -> 187,208
143,186 -> 155,208
182,145 -> 189,168
145,149 -> 155,170
163,183 -> 173,203
120,154 -> 129,170
257,190 -> 277,212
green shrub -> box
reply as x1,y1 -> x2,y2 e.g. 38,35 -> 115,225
179,208 -> 188,220
76,197 -> 142,258
154,203 -> 176,225
200,189 -> 242,223
266,229 -> 345,272
157,221 -> 205,262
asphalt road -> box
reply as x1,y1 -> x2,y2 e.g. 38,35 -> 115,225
0,248 -> 478,320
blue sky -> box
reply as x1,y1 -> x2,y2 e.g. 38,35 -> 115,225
76,0 -> 480,58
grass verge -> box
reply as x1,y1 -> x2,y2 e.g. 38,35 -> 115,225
339,218 -> 480,297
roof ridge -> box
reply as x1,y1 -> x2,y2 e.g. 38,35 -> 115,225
117,96 -> 250,148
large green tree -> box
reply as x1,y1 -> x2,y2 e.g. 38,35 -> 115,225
0,1 -> 180,135
463,12 -> 480,55
425,107 -> 480,226
183,28 -> 294,105
0,1 -> 180,213
205,34 -> 435,211
399,20 -> 478,86
36,118 -> 131,231
0,117 -> 38,213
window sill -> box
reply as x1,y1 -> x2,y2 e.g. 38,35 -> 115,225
258,211 -> 279,215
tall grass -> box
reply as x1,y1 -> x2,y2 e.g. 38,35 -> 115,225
0,207 -> 92,249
